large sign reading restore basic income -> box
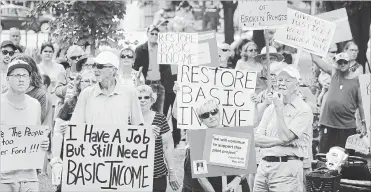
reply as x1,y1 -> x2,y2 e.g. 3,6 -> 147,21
62,124 -> 155,192
177,65 -> 257,129
274,8 -> 336,57
238,0 -> 288,29
0,126 -> 47,172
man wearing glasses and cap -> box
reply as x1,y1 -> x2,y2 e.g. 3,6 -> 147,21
254,66 -> 313,192
134,24 -> 173,115
68,51 -> 143,125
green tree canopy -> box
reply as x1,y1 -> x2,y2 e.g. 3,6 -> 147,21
25,1 -> 126,55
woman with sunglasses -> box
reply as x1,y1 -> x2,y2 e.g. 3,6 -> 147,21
235,41 -> 262,73
50,70 -> 96,192
118,47 -> 144,87
181,98 -> 249,192
136,85 -> 180,192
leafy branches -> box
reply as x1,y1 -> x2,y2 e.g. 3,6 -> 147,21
25,1 -> 126,55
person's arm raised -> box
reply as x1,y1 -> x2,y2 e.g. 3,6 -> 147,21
311,54 -> 335,75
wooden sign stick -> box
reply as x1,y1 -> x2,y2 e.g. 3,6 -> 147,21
264,30 -> 272,93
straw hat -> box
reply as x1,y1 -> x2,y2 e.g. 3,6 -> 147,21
254,46 -> 284,63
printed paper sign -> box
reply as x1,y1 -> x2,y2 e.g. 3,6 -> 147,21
0,126 -> 47,172
274,8 -> 336,57
207,134 -> 250,169
238,0 -> 288,29
188,126 -> 257,178
157,32 -> 198,65
177,65 -> 257,129
316,8 -> 352,43
62,124 -> 155,192
198,31 -> 219,67
359,74 -> 370,137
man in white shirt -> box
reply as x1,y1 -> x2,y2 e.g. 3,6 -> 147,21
0,59 -> 49,192
70,51 -> 144,125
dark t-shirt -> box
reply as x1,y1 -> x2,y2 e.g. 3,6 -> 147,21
320,71 -> 359,129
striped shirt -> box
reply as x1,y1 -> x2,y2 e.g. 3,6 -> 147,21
152,112 -> 171,178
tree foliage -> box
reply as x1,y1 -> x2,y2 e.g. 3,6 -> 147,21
25,1 -> 126,55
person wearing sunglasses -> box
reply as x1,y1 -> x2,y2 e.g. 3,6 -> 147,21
54,45 -> 85,104
136,85 -> 180,192
311,52 -> 367,153
235,41 -> 262,72
134,25 -> 173,115
118,47 -> 144,87
218,43 -> 233,69
75,56 -> 95,73
182,98 -> 249,192
1,40 -> 17,94
0,59 -> 49,192
66,50 -> 143,125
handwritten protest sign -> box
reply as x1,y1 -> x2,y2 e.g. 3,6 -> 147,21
177,65 -> 257,129
188,126 -> 257,178
62,124 -> 155,192
203,129 -> 251,169
157,32 -> 198,65
0,126 -> 47,172
316,8 -> 352,44
238,0 -> 288,29
198,31 -> 219,67
359,74 -> 370,137
274,8 -> 336,57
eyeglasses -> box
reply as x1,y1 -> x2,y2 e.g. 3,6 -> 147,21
248,49 -> 257,53
82,63 -> 94,68
43,50 -> 53,53
199,108 -> 219,119
2,50 -> 15,56
70,55 -> 82,60
150,32 -> 158,36
8,74 -> 30,79
337,60 -> 349,65
92,63 -> 114,69
81,79 -> 96,84
221,49 -> 229,52
348,49 -> 359,52
121,55 -> 134,59
138,96 -> 151,100
329,51 -> 337,54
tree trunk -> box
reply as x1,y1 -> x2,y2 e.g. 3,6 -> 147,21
90,24 -> 96,55
222,1 -> 237,44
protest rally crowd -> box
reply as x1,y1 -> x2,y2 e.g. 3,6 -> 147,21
1,1 -> 371,192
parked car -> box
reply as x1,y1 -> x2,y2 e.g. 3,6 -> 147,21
0,1 -> 54,32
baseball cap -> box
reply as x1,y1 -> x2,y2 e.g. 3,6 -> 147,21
93,51 -> 119,69
335,52 -> 350,62
7,59 -> 32,76
279,66 -> 301,82
1,40 -> 17,50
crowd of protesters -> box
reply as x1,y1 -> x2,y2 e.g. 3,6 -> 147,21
1,1 -> 371,192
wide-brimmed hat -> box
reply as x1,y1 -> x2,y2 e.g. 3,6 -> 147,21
254,46 -> 284,63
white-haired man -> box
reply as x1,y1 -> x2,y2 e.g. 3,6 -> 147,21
68,51 -> 143,125
254,66 -> 313,192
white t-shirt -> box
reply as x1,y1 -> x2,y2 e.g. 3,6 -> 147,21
38,62 -> 66,91
235,59 -> 263,72
0,94 -> 41,183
